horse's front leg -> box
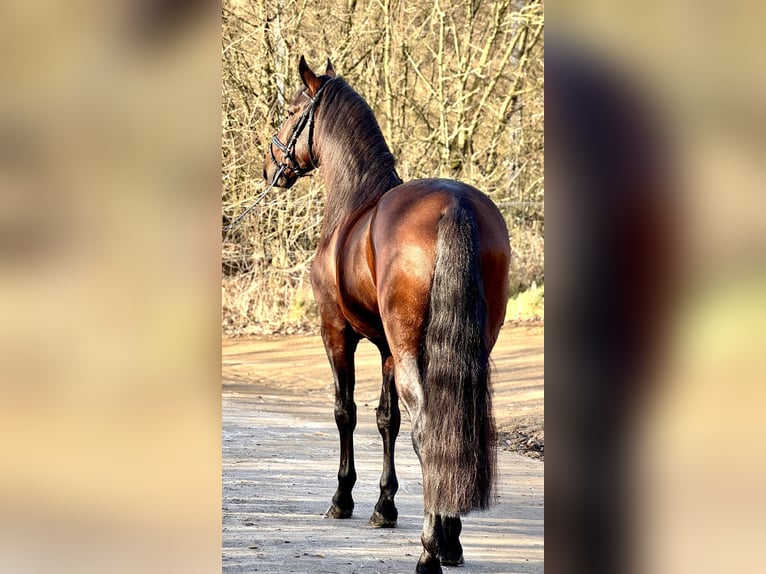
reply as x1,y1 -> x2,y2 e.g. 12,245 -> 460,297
322,324 -> 360,519
370,348 -> 400,528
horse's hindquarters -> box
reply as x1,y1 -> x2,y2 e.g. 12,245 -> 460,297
370,179 -> 510,354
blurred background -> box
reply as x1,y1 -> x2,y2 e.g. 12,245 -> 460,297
0,1 -> 220,572
548,2 -> 766,573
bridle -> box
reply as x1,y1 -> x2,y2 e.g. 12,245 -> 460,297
223,77 -> 335,234
269,77 -> 336,177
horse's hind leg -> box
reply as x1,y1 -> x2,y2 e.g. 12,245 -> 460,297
438,515 -> 464,566
321,324 -> 360,519
370,349 -> 400,528
414,513 -> 463,572
416,512 -> 446,574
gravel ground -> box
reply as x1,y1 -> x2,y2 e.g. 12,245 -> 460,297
222,326 -> 544,573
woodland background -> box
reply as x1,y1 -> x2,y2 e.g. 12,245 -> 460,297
222,0 -> 544,335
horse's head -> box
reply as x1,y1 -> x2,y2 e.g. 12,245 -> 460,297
263,56 -> 336,188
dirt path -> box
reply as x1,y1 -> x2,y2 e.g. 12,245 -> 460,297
222,325 -> 543,573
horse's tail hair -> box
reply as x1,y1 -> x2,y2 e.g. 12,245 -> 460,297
420,200 -> 497,515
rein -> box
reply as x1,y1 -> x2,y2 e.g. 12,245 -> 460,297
223,78 -> 336,233
222,163 -> 286,233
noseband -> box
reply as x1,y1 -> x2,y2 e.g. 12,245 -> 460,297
270,78 -> 336,177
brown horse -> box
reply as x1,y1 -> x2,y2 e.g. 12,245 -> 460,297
263,56 -> 511,574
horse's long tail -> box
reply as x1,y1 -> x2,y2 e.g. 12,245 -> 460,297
420,200 -> 497,515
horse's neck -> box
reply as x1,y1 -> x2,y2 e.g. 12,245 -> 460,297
315,89 -> 401,241
318,162 -> 400,243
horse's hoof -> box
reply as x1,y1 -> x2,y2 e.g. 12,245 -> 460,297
368,509 -> 397,528
415,552 -> 442,574
324,504 -> 353,519
439,553 -> 464,566
439,543 -> 464,566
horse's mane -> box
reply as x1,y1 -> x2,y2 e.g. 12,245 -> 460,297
315,77 -> 401,237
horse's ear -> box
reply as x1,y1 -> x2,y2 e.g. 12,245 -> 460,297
299,55 -> 321,96
325,59 -> 336,77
